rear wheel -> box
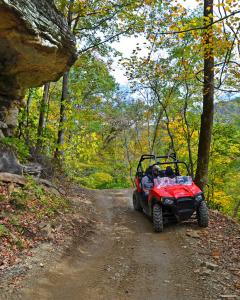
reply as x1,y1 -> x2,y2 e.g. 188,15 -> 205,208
153,204 -> 163,232
133,191 -> 142,211
197,201 -> 209,227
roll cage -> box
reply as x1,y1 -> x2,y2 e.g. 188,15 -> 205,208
136,153 -> 190,178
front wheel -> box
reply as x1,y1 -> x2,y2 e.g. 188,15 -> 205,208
153,204 -> 163,232
197,201 -> 209,227
133,191 -> 142,211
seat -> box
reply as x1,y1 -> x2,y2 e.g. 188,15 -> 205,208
165,166 -> 175,178
159,170 -> 165,177
145,165 -> 153,176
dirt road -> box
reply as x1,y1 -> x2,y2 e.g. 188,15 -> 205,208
14,189 -> 208,300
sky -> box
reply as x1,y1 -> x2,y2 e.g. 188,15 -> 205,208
111,36 -> 149,85
111,0 -> 198,85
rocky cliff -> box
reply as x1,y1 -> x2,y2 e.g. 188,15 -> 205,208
0,0 -> 77,136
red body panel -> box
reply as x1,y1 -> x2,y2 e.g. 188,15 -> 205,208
135,177 -> 142,193
148,182 -> 201,201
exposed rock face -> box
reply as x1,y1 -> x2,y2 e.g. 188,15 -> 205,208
0,0 -> 77,136
0,144 -> 23,175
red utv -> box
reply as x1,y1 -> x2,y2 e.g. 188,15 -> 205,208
133,154 -> 209,232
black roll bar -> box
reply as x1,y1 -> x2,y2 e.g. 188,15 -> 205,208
152,161 -> 190,176
136,153 -> 190,176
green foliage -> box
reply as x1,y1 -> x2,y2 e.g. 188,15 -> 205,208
0,194 -> 5,202
0,224 -> 9,237
10,190 -> 30,210
84,172 -> 113,189
12,0 -> 240,221
0,137 -> 30,162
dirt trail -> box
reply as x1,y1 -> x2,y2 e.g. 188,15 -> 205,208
11,189 -> 208,300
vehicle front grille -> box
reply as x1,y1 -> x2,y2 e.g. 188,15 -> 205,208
176,197 -> 195,211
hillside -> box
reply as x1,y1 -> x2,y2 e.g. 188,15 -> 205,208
215,98 -> 240,121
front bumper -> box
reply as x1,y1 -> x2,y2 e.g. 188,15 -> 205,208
162,197 -> 203,221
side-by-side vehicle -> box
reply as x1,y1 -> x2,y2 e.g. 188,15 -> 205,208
133,154 -> 209,232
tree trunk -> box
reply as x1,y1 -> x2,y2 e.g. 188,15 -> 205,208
195,0 -> 214,190
37,83 -> 50,149
54,71 -> 69,158
123,133 -> 134,186
183,84 -> 194,177
151,109 -> 163,155
25,88 -> 34,145
44,84 -> 52,137
54,0 -> 73,159
233,200 -> 240,218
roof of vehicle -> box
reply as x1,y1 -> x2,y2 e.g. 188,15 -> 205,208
136,153 -> 190,176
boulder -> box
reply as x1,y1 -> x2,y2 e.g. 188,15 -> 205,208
0,144 -> 23,174
201,261 -> 219,270
23,162 -> 43,177
0,173 -> 26,185
0,0 -> 77,135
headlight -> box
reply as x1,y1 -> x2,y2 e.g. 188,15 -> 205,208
163,198 -> 174,205
195,194 -> 203,201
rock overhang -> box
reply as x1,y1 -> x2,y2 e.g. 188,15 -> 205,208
0,0 -> 77,100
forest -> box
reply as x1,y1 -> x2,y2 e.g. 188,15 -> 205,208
5,0 -> 238,219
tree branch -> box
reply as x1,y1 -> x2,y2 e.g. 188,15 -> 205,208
156,10 -> 240,35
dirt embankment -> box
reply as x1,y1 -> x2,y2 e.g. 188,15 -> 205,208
189,210 -> 240,298
0,184 -> 96,297
0,188 -> 239,300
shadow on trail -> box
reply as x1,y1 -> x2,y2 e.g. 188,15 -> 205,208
110,192 -> 200,235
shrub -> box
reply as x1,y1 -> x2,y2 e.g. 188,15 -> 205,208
87,172 -> 114,189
